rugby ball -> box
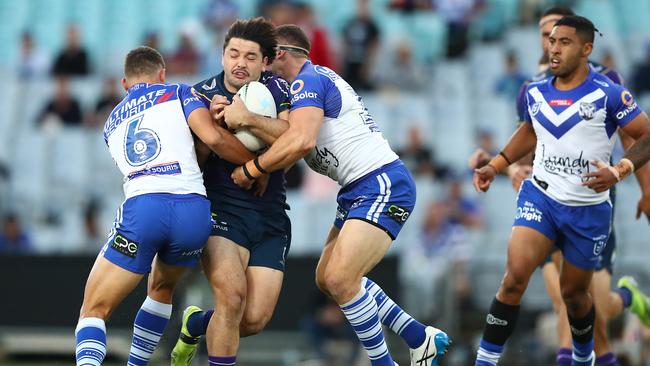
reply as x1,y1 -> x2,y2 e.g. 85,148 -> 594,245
234,81 -> 277,151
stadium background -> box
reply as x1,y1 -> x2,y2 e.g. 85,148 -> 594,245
1,0 -> 650,365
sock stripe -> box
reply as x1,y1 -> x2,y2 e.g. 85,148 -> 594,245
134,323 -> 163,337
362,276 -> 427,350
127,299 -> 171,366
340,287 -> 394,365
75,318 -> 107,366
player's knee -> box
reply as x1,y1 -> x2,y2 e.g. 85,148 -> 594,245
315,272 -> 329,295
499,270 -> 529,300
322,270 -> 357,302
214,287 -> 247,315
561,287 -> 590,314
241,311 -> 271,337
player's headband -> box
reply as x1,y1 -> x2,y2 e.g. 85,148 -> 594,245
277,44 -> 310,56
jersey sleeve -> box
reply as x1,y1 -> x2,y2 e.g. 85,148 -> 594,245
178,84 -> 207,120
289,71 -> 325,110
606,85 -> 642,127
266,76 -> 292,114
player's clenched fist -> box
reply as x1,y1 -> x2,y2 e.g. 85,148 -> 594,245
210,94 -> 230,124
473,165 -> 497,192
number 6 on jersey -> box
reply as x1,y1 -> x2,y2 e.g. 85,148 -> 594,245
124,115 -> 161,166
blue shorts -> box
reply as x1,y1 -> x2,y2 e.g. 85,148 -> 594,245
539,186 -> 617,273
515,180 -> 612,270
102,193 -> 212,274
334,160 -> 416,240
209,198 -> 291,272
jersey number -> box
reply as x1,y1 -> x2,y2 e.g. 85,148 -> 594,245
124,116 -> 161,166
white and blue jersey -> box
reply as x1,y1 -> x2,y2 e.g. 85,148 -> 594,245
523,68 -> 641,205
516,69 -> 642,269
290,61 -> 413,239
100,83 -> 212,273
104,83 -> 207,198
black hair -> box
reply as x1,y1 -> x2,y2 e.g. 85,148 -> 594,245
275,24 -> 311,58
542,6 -> 575,18
554,15 -> 598,43
224,17 -> 277,64
124,46 -> 165,78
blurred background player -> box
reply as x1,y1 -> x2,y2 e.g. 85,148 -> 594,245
229,24 -> 450,366
473,15 -> 650,366
169,17 -> 293,366
469,6 -> 650,366
74,46 -> 241,366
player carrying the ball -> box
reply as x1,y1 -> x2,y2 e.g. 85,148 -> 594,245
168,17 -> 293,366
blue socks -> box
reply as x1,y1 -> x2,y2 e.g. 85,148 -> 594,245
363,277 -> 427,349
572,340 -> 594,366
186,309 -> 214,337
340,286 -> 394,366
596,352 -> 619,366
75,317 -> 107,366
208,355 -> 236,365
128,296 -> 172,366
617,287 -> 632,308
557,347 -> 572,366
475,339 -> 503,366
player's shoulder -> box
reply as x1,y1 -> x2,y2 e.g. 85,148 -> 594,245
260,71 -> 290,91
193,73 -> 224,95
526,77 -> 551,93
588,60 -> 624,86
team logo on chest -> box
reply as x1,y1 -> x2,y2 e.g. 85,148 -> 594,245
579,102 -> 596,120
530,102 -> 542,116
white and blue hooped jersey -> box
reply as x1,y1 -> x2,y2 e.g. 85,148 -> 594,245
103,83 -> 207,199
289,61 -> 398,187
523,69 -> 642,205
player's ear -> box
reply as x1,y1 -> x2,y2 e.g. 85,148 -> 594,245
121,77 -> 128,91
159,67 -> 166,83
583,42 -> 593,58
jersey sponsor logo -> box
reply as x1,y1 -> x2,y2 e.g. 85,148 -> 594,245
540,144 -> 590,178
516,201 -> 543,223
387,204 -> 410,224
127,161 -> 182,180
549,99 -> 573,106
105,87 -> 174,140
593,234 -> 607,256
314,65 -> 340,82
183,96 -> 200,106
290,79 -> 304,94
486,314 -> 508,326
111,233 -> 138,258
616,102 -> 638,120
621,90 -> 634,106
579,102 -> 596,120
291,91 -> 318,103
